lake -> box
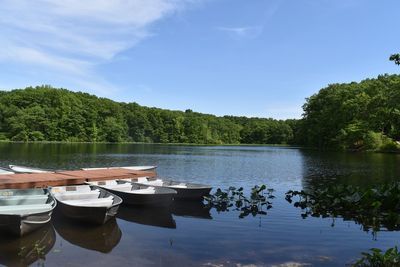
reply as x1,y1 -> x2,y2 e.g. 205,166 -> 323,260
0,143 -> 399,267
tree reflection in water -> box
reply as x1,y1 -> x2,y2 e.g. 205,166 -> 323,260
285,182 -> 400,237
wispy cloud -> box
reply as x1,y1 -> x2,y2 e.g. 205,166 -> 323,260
0,0 -> 197,95
217,26 -> 263,39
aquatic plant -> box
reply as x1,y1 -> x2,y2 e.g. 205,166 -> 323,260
352,246 -> 400,267
285,182 -> 400,233
204,185 -> 274,218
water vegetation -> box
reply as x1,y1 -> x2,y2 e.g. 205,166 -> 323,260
204,185 -> 275,218
285,182 -> 400,234
352,246 -> 400,267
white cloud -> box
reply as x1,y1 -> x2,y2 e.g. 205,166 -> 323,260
217,26 -> 263,39
0,0 -> 197,95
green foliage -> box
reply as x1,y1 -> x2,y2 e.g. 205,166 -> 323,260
300,74 -> 400,150
204,185 -> 275,218
352,246 -> 400,267
285,183 -> 400,233
363,131 -> 384,150
390,54 -> 400,65
0,86 -> 296,144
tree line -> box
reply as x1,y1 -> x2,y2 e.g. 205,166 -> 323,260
0,86 -> 295,144
2,73 -> 400,151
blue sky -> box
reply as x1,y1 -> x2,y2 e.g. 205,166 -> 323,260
0,0 -> 399,119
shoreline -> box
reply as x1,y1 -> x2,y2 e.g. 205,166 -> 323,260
0,140 -> 296,147
1,140 -> 399,153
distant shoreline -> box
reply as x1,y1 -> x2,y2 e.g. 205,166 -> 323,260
0,140 -> 297,147
1,140 -> 399,154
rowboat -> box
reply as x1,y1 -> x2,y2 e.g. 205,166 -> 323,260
86,180 -> 176,206
0,167 -> 14,175
124,177 -> 212,200
0,223 -> 55,266
50,185 -> 122,225
9,165 -> 53,173
53,213 -> 121,253
0,188 -> 56,236
82,166 -> 157,172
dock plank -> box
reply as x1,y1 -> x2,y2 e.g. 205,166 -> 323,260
0,169 -> 156,189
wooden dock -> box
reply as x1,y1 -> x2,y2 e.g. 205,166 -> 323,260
0,169 -> 156,189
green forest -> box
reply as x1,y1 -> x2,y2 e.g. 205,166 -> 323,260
0,86 -> 294,144
1,74 -> 400,151
297,74 -> 400,151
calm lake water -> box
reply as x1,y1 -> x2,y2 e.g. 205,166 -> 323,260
0,143 -> 400,267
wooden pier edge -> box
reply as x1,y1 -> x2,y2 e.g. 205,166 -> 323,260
0,168 -> 156,189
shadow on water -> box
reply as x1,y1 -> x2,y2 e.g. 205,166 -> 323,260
171,200 -> 212,220
116,201 -> 212,229
0,223 -> 55,267
52,211 -> 121,253
117,205 -> 176,229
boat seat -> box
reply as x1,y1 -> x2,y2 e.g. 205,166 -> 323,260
63,196 -> 114,208
137,177 -> 150,183
53,190 -> 100,201
51,185 -> 92,193
118,178 -> 132,182
0,195 -> 48,205
143,179 -> 163,186
170,183 -> 187,189
130,187 -> 156,194
0,204 -> 52,215
102,184 -> 132,192
104,180 -> 118,186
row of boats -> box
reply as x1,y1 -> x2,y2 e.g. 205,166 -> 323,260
0,165 -> 212,237
2,201 -> 214,266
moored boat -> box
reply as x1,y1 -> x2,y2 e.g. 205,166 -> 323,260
0,188 -> 56,236
50,185 -> 122,224
86,180 -> 176,206
9,165 -> 53,174
82,165 -> 157,172
124,177 -> 212,200
0,167 -> 14,175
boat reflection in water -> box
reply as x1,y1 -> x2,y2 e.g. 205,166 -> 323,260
171,200 -> 212,220
0,223 -> 56,267
52,211 -> 121,253
117,201 -> 212,229
117,205 -> 176,229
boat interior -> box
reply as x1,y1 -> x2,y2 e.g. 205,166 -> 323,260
88,180 -> 157,194
51,185 -> 114,208
124,177 -> 191,188
0,189 -> 53,215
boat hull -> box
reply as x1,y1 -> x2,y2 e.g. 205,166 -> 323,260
103,188 -> 175,206
172,187 -> 212,200
129,178 -> 212,200
0,210 -> 53,237
8,165 -> 51,173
